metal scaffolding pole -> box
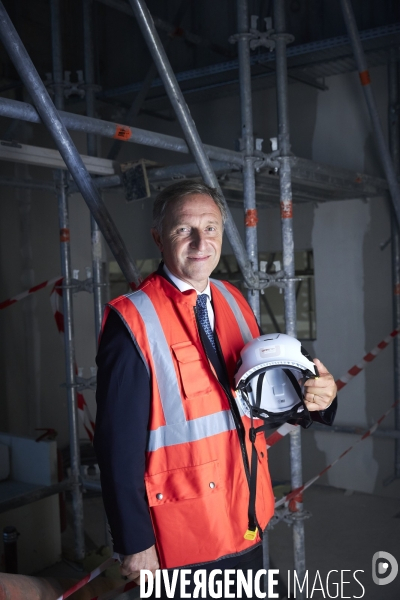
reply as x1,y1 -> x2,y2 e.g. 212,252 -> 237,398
0,96 -> 248,167
127,0 -> 258,289
83,0 -> 104,341
235,0 -> 267,578
50,0 -> 85,561
388,49 -> 400,481
236,0 -> 260,323
0,1 -> 141,288
106,0 -> 188,161
339,0 -> 400,228
83,0 -> 111,549
273,0 -> 306,593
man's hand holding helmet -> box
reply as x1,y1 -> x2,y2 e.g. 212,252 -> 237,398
234,334 -> 338,427
303,358 -> 337,412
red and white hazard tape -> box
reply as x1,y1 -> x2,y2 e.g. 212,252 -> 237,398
0,275 -> 95,441
265,328 -> 400,449
89,580 -> 138,600
56,556 -> 118,600
0,275 -> 61,310
55,553 -> 138,600
50,278 -> 96,442
266,422 -> 297,448
274,400 -> 398,509
335,328 -> 400,391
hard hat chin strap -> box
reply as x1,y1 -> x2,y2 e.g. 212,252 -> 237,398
245,417 -> 267,540
244,368 -> 313,540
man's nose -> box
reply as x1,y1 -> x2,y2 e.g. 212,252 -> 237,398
189,229 -> 207,250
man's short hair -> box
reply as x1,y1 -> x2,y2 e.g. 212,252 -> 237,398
152,180 -> 227,233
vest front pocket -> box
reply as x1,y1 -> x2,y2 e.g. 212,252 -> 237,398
145,460 -> 233,569
171,341 -> 212,398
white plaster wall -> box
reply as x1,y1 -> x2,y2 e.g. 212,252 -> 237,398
312,199 -> 379,493
311,67 -> 388,175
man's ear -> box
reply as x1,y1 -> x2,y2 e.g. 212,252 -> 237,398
151,228 -> 163,253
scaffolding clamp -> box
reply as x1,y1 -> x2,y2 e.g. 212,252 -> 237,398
56,277 -> 93,293
80,464 -> 100,479
237,141 -> 280,171
62,375 -> 97,393
247,270 -> 301,291
283,508 -> 312,525
253,151 -> 280,172
270,31 -> 295,45
74,374 -> 97,393
267,505 -> 312,530
62,367 -> 97,393
229,16 -> 276,52
56,269 -> 106,294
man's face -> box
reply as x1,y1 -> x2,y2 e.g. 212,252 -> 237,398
151,193 -> 223,291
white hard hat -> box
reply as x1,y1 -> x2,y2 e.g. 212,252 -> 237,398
234,333 -> 318,424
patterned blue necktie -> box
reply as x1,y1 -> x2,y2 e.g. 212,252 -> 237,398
196,293 -> 216,352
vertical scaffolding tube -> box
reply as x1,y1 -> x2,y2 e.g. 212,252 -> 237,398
236,0 -> 260,323
50,0 -> 85,561
83,0 -> 112,549
388,49 -> 400,479
128,0 -> 257,289
273,0 -> 306,592
339,0 -> 400,227
0,1 -> 141,288
83,0 -> 104,340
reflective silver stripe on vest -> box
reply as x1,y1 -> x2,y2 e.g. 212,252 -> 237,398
210,279 -> 253,345
126,290 -> 186,425
124,287 -> 238,450
148,410 -> 236,452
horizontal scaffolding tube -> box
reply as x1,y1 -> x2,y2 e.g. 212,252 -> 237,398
68,162 -> 238,195
0,97 -> 246,166
82,478 -> 102,492
0,480 -> 72,514
148,160 -> 239,181
1,161 -> 237,196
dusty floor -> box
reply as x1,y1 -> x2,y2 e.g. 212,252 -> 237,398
31,484 -> 400,599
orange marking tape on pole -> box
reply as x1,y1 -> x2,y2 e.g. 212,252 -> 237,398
394,283 -> 400,296
60,228 -> 70,242
359,70 -> 371,86
171,26 -> 184,38
245,208 -> 258,227
114,125 -> 132,141
280,201 -> 293,219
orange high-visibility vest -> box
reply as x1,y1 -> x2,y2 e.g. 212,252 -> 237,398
104,272 -> 275,569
